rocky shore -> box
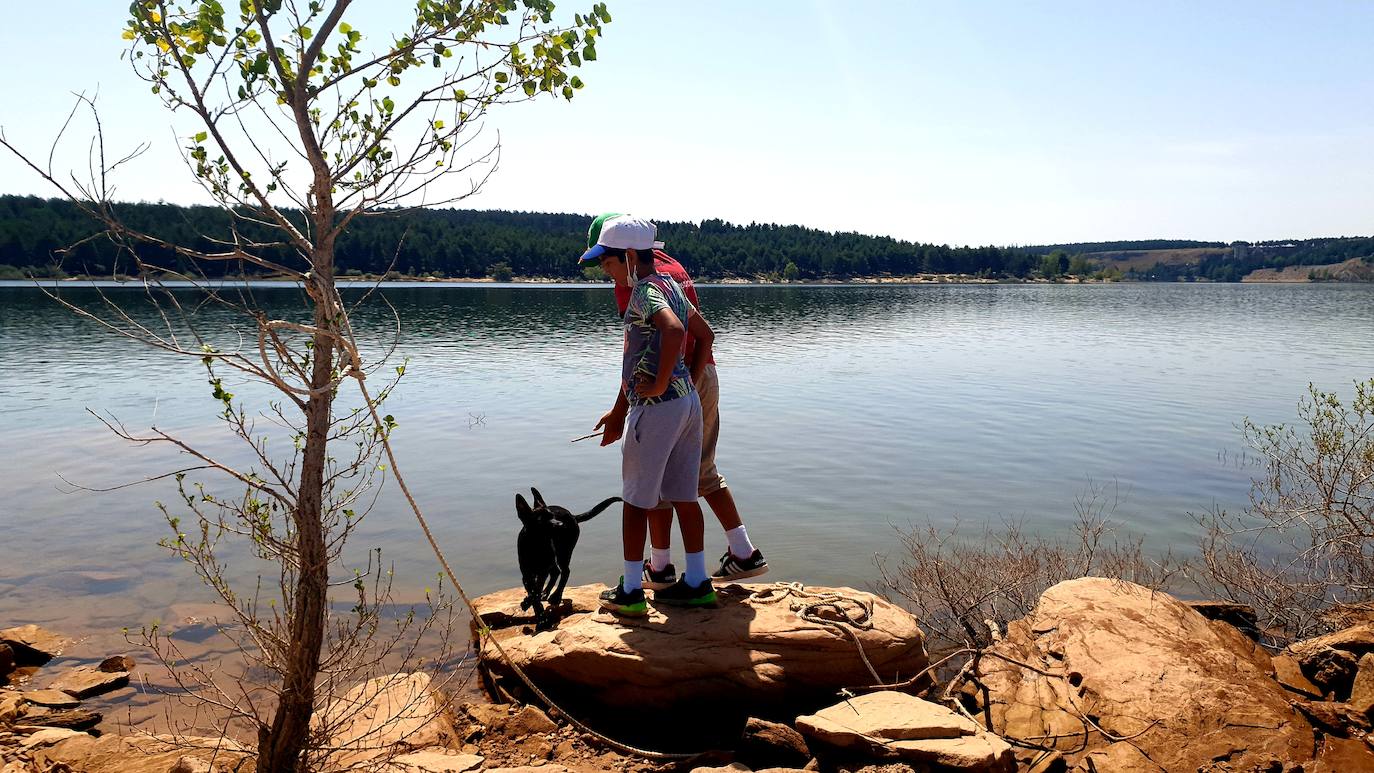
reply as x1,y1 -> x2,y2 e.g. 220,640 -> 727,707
7,579 -> 1374,772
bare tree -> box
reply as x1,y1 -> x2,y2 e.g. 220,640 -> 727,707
1199,379 -> 1374,645
1,1 -> 611,770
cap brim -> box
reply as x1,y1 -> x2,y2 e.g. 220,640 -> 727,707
578,244 -> 609,263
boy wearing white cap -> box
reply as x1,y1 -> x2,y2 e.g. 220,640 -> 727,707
581,215 -> 719,615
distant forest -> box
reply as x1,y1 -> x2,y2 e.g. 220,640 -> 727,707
0,195 -> 1370,282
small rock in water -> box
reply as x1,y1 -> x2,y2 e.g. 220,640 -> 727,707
97,655 -> 135,673
48,667 -> 129,699
28,708 -> 101,731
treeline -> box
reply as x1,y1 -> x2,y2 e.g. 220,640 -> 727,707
0,195 -> 1042,280
1,195 -> 1371,282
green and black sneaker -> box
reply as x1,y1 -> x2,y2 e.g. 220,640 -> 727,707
653,577 -> 717,608
598,577 -> 648,617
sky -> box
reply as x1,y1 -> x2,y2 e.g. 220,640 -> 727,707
1,1 -> 1371,246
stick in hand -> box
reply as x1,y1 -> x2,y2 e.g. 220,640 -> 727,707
570,430 -> 605,443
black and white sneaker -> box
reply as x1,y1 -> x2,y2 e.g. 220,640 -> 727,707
642,560 -> 678,591
712,549 -> 769,582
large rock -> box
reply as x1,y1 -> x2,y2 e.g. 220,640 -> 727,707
36,733 -> 247,773
316,672 -> 458,769
472,582 -> 927,733
0,642 -> 14,679
0,625 -> 68,665
795,691 -> 1013,772
1350,652 -> 1374,715
969,577 -> 1315,771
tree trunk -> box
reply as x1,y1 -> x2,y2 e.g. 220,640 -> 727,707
258,246 -> 336,773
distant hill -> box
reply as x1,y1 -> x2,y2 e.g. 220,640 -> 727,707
1081,247 -> 1233,272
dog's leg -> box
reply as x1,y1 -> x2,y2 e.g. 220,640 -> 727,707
541,569 -> 559,600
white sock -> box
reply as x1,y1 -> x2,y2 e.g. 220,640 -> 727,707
650,547 -> 672,572
622,560 -> 644,593
684,551 -> 707,586
726,525 -> 756,559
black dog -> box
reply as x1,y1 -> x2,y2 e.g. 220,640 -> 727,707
516,487 -> 621,628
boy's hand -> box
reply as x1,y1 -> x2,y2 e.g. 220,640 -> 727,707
634,372 -> 668,399
595,408 -> 626,446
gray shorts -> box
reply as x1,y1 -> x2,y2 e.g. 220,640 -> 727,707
622,392 -> 703,509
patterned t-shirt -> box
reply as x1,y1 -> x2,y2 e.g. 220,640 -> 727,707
623,273 -> 696,407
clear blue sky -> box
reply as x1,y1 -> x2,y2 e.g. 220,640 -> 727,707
2,1 -> 1371,246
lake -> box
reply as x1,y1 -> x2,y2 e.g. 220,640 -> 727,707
1,281 -> 1372,650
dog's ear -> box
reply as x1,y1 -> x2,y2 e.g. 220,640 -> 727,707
530,487 -> 546,509
516,493 -> 533,520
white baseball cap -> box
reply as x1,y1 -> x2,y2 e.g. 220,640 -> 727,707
578,215 -> 665,262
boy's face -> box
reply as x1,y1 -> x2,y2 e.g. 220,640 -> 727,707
599,255 -> 630,287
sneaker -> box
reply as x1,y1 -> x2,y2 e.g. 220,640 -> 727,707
642,560 -> 678,591
598,577 -> 647,617
712,549 -> 769,582
653,577 -> 717,607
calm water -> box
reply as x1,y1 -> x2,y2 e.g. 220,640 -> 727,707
1,281 -> 1372,643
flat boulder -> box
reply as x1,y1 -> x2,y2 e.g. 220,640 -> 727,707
49,666 -> 129,699
968,577 -> 1315,771
472,582 -> 926,735
0,625 -> 68,665
795,691 -> 1013,772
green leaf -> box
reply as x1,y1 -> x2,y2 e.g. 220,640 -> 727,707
583,43 -> 597,61
522,80 -> 537,97
494,71 -> 508,84
193,131 -> 208,143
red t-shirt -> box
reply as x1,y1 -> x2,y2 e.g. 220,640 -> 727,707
614,250 -> 714,365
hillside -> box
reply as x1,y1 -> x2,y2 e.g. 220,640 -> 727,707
1243,258 -> 1374,283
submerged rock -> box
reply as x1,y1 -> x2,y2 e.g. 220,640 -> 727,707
472,582 -> 927,733
968,577 -> 1315,771
49,666 -> 129,699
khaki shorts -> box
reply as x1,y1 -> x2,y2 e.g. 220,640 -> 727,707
653,364 -> 727,509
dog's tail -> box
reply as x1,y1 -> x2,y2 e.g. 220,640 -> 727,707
574,496 -> 622,523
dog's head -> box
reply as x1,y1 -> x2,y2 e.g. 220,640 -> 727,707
515,487 -> 549,527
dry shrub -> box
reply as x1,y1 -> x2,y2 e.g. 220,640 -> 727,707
1198,379 -> 1374,646
876,481 -> 1180,652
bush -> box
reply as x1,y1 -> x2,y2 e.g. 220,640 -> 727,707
1199,379 -> 1374,645
876,482 -> 1178,651
782,261 -> 801,281
488,261 -> 514,282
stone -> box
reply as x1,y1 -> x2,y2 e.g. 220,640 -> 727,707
1299,645 -> 1359,694
98,655 -> 136,673
1024,749 -> 1066,773
49,667 -> 129,699
1350,652 -> 1374,715
0,643 -> 14,679
0,625 -> 68,665
1184,600 -> 1260,639
315,672 -> 457,769
1293,623 -> 1374,658
472,583 -> 927,725
1072,742 -> 1164,772
970,578 -> 1314,772
795,691 -> 982,751
484,767 -> 570,773
167,756 -> 212,773
20,727 -> 83,748
0,691 -> 25,724
23,689 -> 81,708
888,734 -> 1015,771
1295,700 -> 1372,734
1314,735 -> 1374,773
690,765 -> 751,773
1272,653 -> 1323,698
38,733 -> 247,773
391,750 -> 485,772
27,709 -> 101,731
463,702 -> 509,728
504,704 -> 558,736
739,717 -> 810,770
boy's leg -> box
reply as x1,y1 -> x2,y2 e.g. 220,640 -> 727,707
697,365 -> 767,579
601,402 -> 676,616
642,505 -> 677,589
653,393 -> 716,606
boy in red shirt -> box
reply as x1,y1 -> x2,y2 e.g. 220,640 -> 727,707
583,213 -> 768,588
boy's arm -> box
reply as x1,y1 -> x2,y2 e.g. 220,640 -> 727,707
635,308 -> 685,399
685,306 -> 714,385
